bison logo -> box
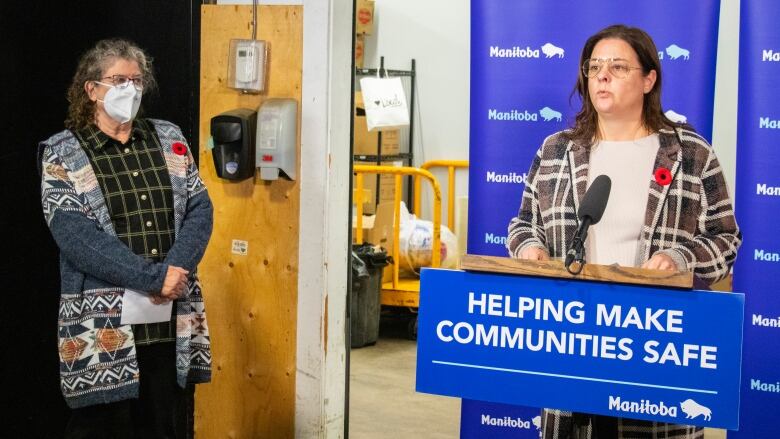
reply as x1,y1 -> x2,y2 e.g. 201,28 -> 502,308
539,107 -> 562,122
666,44 -> 690,60
664,109 -> 688,124
680,399 -> 712,421
532,415 -> 542,436
541,43 -> 565,58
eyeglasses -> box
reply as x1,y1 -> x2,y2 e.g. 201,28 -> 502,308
98,75 -> 145,90
582,58 -> 643,79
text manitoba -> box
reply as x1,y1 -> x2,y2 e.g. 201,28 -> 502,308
608,396 -> 678,417
759,117 -> 780,129
489,109 -> 538,121
754,249 -> 780,262
752,314 -> 780,327
751,379 -> 780,393
756,184 -> 780,196
763,50 -> 780,62
481,415 -> 531,429
490,46 -> 540,58
486,171 -> 527,184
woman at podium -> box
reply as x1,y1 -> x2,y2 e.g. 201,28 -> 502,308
506,24 -> 741,439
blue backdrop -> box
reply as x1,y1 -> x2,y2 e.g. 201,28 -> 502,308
731,1 -> 780,438
464,1 -> 722,436
467,0 -> 721,258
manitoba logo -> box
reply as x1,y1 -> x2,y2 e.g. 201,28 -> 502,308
488,107 -> 561,122
539,107 -> 562,122
532,415 -> 542,435
680,399 -> 712,421
664,109 -> 687,124
665,44 -> 690,60
541,43 -> 564,58
489,42 -> 564,59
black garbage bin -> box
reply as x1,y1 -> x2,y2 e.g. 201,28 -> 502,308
350,243 -> 391,348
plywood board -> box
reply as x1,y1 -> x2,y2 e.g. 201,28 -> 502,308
196,5 -> 302,438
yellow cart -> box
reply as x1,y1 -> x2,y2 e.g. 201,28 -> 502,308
353,161 -> 468,337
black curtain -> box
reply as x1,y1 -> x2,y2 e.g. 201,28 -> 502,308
0,2 -> 200,437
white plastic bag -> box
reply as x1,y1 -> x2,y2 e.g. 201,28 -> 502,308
397,202 -> 458,275
359,75 -> 410,131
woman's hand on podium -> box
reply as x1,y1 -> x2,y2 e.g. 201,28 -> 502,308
519,246 -> 550,261
642,253 -> 678,271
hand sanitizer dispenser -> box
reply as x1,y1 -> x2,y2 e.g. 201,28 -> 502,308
210,108 -> 257,181
256,99 -> 298,180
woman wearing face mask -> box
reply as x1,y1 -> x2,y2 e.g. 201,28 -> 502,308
507,25 -> 740,438
38,39 -> 213,438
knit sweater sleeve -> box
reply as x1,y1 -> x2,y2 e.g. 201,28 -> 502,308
40,142 -> 167,293
655,147 -> 741,284
163,141 -> 214,272
507,144 -> 548,257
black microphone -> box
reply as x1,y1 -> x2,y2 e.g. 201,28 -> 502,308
565,175 -> 611,273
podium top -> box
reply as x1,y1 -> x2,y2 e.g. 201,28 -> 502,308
460,254 -> 693,289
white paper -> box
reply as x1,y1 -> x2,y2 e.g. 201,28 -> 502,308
121,289 -> 173,324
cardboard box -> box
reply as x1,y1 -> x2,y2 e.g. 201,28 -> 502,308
379,129 -> 400,155
355,35 -> 364,69
352,202 -> 393,249
353,92 -> 402,156
356,0 -> 374,35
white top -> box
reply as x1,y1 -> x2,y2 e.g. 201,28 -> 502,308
584,134 -> 661,267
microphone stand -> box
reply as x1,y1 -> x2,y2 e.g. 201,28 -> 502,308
565,216 -> 592,275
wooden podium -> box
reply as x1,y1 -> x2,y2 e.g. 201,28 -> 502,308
415,255 -> 744,432
459,254 -> 693,289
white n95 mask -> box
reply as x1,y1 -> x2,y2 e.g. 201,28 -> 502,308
97,82 -> 142,124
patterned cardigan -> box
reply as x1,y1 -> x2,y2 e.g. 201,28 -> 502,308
39,119 -> 213,409
506,127 -> 740,439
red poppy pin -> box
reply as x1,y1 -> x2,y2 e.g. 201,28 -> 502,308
654,167 -> 672,186
172,142 -> 187,156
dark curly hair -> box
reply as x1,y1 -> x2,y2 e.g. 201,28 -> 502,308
65,39 -> 157,130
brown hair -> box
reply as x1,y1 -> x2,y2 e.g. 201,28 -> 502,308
65,39 -> 157,131
565,24 -> 677,145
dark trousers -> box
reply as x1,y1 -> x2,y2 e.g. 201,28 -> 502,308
64,342 -> 195,439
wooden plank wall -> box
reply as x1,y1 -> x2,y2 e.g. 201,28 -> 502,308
197,5 -> 302,438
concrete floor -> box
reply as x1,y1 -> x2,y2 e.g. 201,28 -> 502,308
349,336 -> 461,438
348,326 -> 726,439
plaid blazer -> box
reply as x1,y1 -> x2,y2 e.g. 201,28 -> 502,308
506,127 -> 740,438
507,127 -> 741,285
